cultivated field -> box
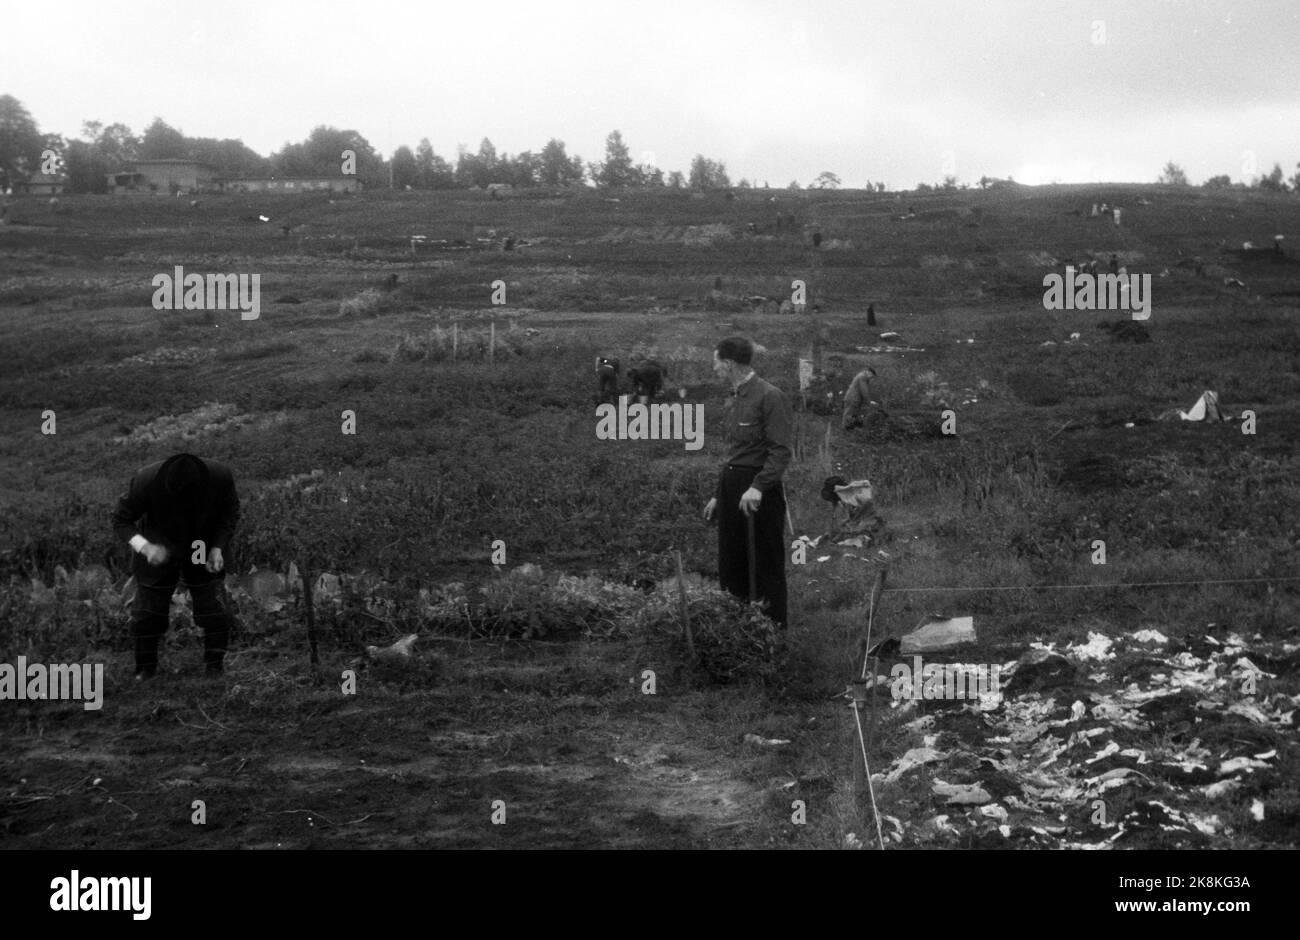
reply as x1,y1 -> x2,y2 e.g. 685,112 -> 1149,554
2,183 -> 1298,849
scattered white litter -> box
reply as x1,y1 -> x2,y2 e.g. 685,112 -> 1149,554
1202,779 -> 1241,799
1217,756 -> 1270,775
933,780 -> 993,805
743,734 -> 790,747
1071,632 -> 1116,661
1086,741 -> 1121,763
1251,800 -> 1265,822
885,747 -> 947,783
979,803 -> 1009,822
1130,629 -> 1168,645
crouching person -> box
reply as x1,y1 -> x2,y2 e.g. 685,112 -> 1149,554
112,453 -> 241,679
842,367 -> 878,430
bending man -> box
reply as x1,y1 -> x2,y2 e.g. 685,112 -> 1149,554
112,453 -> 241,679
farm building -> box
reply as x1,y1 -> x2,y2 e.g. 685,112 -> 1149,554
15,173 -> 67,195
219,177 -> 361,194
108,159 -> 219,195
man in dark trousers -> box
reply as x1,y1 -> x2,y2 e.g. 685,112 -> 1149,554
703,336 -> 793,627
628,358 -> 666,404
112,453 -> 241,679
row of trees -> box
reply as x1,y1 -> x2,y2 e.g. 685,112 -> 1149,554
1160,160 -> 1300,192
0,97 -> 746,194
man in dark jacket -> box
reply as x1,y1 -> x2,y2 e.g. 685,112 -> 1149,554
628,358 -> 666,404
702,336 -> 793,627
112,453 -> 241,679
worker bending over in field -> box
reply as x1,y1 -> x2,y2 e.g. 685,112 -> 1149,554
112,453 -> 241,679
703,336 -> 793,628
841,367 -> 878,430
628,358 -> 666,404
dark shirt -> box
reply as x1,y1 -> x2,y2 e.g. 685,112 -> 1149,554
719,373 -> 793,494
112,457 -> 240,557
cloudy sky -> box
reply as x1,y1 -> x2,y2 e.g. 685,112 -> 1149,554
5,0 -> 1299,187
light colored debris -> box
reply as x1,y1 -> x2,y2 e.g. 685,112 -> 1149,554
900,615 -> 976,654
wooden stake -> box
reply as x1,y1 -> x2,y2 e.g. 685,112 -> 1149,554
850,680 -> 868,811
489,321 -> 495,364
452,322 -> 458,359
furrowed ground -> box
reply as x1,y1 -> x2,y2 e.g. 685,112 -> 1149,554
1,184 -> 1298,849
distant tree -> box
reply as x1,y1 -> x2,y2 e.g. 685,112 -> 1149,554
594,130 -> 635,187
92,122 -> 140,169
666,170 -> 685,189
1291,163 -> 1300,193
139,118 -> 188,159
513,151 -> 540,186
977,175 -> 992,189
689,154 -> 730,190
811,171 -> 841,189
64,140 -> 104,193
876,182 -> 886,193
454,143 -> 476,187
1158,161 -> 1189,185
915,182 -> 933,192
1256,162 -> 1287,192
787,179 -> 800,190
273,126 -> 382,186
189,137 -> 270,177
0,95 -> 45,190
414,138 -> 454,189
737,178 -> 751,188
634,163 -> 664,187
391,145 -> 418,188
538,138 -> 584,186
1202,174 -> 1233,190
477,137 -> 498,176
940,175 -> 958,191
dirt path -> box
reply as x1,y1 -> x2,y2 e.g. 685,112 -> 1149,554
2,639 -> 830,849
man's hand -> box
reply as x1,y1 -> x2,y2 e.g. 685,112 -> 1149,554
739,487 -> 763,515
140,542 -> 170,566
703,497 -> 717,522
205,547 -> 224,573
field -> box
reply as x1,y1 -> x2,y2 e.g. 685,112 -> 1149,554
2,183 -> 1299,850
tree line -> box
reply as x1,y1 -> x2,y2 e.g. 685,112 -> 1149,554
0,96 -> 739,194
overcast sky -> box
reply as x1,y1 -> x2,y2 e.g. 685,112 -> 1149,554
5,0 -> 1299,187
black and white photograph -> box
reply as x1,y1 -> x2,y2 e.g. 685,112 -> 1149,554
0,0 -> 1295,912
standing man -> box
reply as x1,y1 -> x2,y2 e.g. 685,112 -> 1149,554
703,336 -> 793,628
841,366 -> 878,430
112,453 -> 241,679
